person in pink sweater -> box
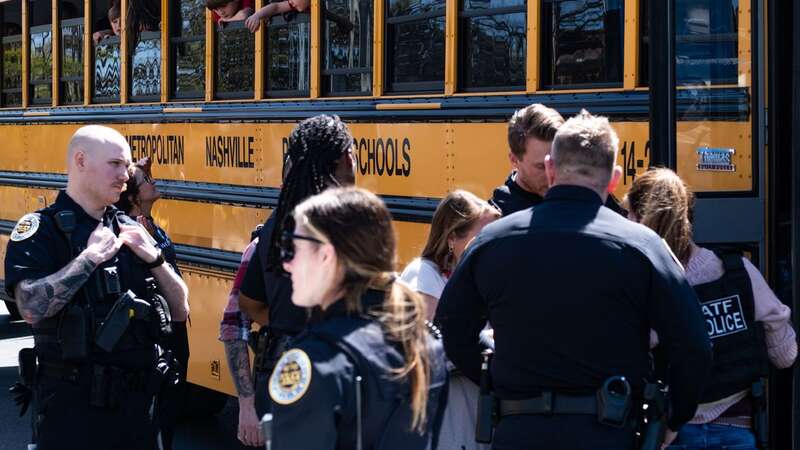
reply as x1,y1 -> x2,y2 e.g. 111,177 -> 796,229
626,168 -> 797,450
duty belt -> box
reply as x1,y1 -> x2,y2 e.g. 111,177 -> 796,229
498,392 -> 598,417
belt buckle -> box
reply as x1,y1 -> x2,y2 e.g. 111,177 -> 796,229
540,391 -> 553,415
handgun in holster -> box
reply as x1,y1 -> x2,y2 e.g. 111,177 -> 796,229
475,349 -> 496,444
95,291 -> 135,352
639,382 -> 668,450
752,378 -> 769,450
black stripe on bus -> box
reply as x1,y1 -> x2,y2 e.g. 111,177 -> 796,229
0,88 -> 749,123
0,171 -> 439,223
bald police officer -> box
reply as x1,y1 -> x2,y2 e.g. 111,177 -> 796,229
436,110 -> 713,449
5,125 -> 189,450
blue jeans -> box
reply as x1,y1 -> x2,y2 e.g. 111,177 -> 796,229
667,423 -> 757,450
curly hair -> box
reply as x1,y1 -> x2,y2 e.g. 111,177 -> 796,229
266,115 -> 354,269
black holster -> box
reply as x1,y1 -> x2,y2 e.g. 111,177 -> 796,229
752,378 -> 769,450
639,382 -> 668,450
475,349 -> 495,444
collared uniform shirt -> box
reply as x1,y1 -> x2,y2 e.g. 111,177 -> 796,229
436,185 -> 712,430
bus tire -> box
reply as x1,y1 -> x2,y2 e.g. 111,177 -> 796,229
4,300 -> 22,321
181,383 -> 229,418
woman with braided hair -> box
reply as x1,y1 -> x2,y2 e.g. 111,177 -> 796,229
269,186 -> 447,450
238,114 -> 356,420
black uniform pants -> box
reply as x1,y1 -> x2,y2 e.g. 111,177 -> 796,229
492,414 -> 636,450
34,376 -> 160,450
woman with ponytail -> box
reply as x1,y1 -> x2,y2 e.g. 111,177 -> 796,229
268,186 -> 448,450
626,168 -> 796,450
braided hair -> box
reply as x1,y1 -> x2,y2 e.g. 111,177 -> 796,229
266,114 -> 354,269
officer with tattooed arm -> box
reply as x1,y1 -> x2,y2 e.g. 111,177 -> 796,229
5,125 -> 189,450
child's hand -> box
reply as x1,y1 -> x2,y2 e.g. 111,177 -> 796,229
245,13 -> 262,33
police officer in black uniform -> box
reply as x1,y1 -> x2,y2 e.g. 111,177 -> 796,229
5,125 -> 189,450
267,187 -> 447,450
238,115 -> 356,417
436,110 -> 713,450
490,103 -> 627,217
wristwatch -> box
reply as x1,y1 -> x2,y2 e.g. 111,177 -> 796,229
144,250 -> 165,269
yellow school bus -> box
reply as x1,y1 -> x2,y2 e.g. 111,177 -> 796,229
1,0 -> 798,444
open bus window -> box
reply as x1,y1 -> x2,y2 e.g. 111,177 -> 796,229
265,12 -> 310,98
459,0 -> 526,92
385,0 -> 445,93
129,0 -> 161,101
322,0 -> 371,97
216,20 -> 254,99
540,0 -> 624,89
1,0 -> 23,107
639,0 -> 739,86
93,0 -> 120,102
29,0 -> 52,104
60,0 -> 84,104
170,0 -> 205,99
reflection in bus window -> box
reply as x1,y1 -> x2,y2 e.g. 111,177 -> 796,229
170,0 -> 205,99
639,0 -> 739,86
540,0 -> 624,88
266,14 -> 309,97
30,24 -> 53,104
323,0 -> 371,96
386,0 -> 445,93
1,0 -> 23,107
460,0 -> 526,92
131,31 -> 161,100
61,17 -> 84,104
216,21 -> 254,99
94,36 -> 121,102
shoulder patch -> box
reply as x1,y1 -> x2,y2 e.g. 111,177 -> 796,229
11,213 -> 41,242
269,348 -> 312,405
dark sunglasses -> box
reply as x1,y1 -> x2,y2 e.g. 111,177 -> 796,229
279,215 -> 325,262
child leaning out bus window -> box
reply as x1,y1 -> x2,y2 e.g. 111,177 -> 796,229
206,0 -> 254,25
244,0 -> 309,32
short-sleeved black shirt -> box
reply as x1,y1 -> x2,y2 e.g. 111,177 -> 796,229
435,185 -> 712,430
239,213 -> 307,334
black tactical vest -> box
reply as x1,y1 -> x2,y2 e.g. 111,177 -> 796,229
692,252 -> 769,403
311,317 -> 448,450
32,206 -> 162,370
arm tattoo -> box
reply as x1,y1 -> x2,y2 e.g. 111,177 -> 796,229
15,254 -> 97,324
224,340 -> 256,397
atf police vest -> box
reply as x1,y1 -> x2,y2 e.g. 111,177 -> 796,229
692,252 -> 769,403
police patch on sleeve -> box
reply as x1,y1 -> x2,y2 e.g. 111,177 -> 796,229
10,214 -> 40,242
269,349 -> 312,405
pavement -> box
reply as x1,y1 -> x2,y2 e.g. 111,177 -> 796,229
0,302 -> 257,450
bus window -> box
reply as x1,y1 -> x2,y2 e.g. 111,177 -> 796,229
459,0 -> 526,92
29,0 -> 52,104
322,0 -> 372,97
216,21 -> 254,99
639,0 -> 739,86
170,0 -> 205,99
265,12 -> 310,97
540,0 -> 624,89
1,0 -> 23,107
93,0 -> 120,103
60,0 -> 84,104
129,0 -> 162,101
385,0 -> 445,93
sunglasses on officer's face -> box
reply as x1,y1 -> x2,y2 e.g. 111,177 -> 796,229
279,215 -> 326,263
